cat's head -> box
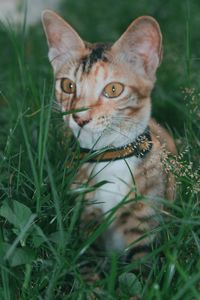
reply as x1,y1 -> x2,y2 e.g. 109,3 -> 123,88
42,11 -> 162,149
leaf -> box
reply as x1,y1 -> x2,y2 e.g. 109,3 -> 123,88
48,231 -> 67,244
92,180 -> 112,188
60,107 -> 89,116
32,232 -> 45,248
67,180 -> 111,195
118,272 -> 142,297
0,288 -> 3,299
1,243 -> 35,267
0,200 -> 32,230
10,247 -> 35,267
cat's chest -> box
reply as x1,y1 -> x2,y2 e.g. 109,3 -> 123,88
86,157 -> 139,213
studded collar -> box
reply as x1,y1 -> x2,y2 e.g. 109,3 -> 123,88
79,127 -> 153,162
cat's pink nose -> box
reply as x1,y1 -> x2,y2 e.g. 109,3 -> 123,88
72,114 -> 91,127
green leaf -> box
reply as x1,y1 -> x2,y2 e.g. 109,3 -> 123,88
67,180 -> 111,195
10,247 -> 35,267
0,200 -> 32,230
60,107 -> 89,116
48,231 -> 67,244
1,243 -> 35,267
118,272 -> 142,297
31,232 -> 45,248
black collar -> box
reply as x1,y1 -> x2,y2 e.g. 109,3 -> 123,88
79,127 -> 153,162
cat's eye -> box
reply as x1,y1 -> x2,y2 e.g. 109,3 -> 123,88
61,78 -> 76,94
103,82 -> 124,98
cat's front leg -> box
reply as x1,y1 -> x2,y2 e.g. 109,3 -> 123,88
106,201 -> 159,261
81,205 -> 103,238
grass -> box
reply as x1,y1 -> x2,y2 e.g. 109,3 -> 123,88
0,0 -> 200,299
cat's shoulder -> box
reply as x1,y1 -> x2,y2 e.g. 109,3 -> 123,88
149,118 -> 176,155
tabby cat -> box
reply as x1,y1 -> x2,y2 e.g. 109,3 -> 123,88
42,10 -> 176,262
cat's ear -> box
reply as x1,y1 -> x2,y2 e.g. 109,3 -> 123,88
42,10 -> 85,72
112,16 -> 162,80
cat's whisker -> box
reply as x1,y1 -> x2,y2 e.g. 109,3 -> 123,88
106,125 -> 132,140
111,119 -> 143,130
111,120 -> 136,128
111,118 -> 139,125
112,116 -> 140,122
111,117 -> 145,131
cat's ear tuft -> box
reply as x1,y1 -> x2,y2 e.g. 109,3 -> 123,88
112,16 -> 162,80
42,10 -> 85,72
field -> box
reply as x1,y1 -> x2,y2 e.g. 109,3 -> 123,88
0,0 -> 200,299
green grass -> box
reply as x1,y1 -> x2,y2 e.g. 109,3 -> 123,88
0,0 -> 200,299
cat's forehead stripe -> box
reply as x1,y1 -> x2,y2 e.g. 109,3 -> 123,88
81,43 -> 110,73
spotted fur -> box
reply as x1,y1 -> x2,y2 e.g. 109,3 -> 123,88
42,11 -> 176,264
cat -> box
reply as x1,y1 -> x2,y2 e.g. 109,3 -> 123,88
42,10 -> 176,263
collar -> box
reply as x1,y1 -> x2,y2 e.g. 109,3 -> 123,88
78,127 -> 153,162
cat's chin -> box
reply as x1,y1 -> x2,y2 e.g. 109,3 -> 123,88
69,118 -> 109,148
71,127 -> 108,149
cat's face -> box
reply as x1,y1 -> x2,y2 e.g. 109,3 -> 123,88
42,11 -> 162,149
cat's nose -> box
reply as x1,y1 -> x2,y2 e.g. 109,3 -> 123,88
72,114 -> 91,127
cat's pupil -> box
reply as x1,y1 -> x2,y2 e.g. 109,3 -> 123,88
112,85 -> 116,93
69,83 -> 73,89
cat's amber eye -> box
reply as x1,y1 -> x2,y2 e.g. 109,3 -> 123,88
61,78 -> 76,94
103,82 -> 124,98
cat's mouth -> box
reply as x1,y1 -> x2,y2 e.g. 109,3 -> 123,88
68,114 -> 115,148
72,113 -> 91,128
70,113 -> 112,133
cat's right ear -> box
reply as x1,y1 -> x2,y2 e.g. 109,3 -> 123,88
42,10 -> 85,72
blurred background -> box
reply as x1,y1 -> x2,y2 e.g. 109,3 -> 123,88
0,0 -> 200,134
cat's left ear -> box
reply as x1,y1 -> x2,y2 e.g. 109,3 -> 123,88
42,10 -> 85,72
112,16 -> 162,80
